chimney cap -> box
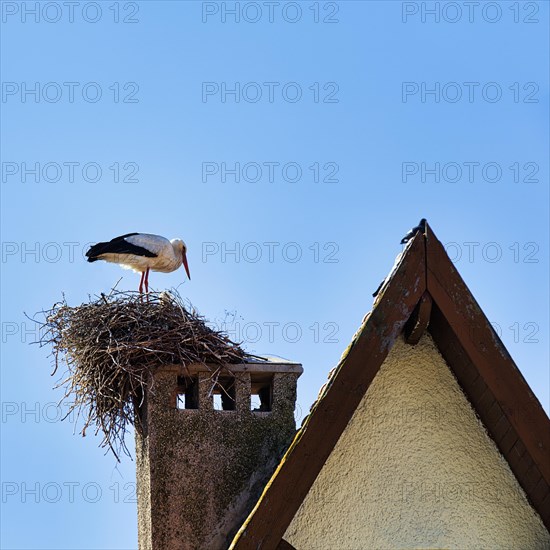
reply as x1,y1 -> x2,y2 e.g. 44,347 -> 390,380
154,357 -> 303,376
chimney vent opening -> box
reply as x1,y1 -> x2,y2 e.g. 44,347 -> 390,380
176,376 -> 198,410
213,377 -> 236,411
251,375 -> 273,412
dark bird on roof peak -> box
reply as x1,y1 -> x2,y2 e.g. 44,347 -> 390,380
400,218 -> 427,244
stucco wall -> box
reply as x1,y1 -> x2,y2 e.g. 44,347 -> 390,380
136,368 -> 299,550
284,334 -> 550,549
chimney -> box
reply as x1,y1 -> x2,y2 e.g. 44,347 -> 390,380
135,358 -> 302,550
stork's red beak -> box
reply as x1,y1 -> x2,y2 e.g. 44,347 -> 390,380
182,251 -> 191,280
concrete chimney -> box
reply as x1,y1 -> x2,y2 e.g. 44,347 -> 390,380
135,358 -> 302,550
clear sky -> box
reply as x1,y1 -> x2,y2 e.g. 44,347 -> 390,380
1,1 -> 548,548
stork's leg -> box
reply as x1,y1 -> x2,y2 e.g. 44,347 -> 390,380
144,268 -> 150,294
139,271 -> 145,294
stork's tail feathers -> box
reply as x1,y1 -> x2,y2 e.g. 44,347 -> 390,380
86,241 -> 109,261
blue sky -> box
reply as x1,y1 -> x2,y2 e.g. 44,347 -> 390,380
1,1 -> 548,548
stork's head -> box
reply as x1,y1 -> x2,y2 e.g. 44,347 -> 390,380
171,239 -> 191,280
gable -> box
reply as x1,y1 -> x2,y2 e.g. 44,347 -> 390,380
284,334 -> 550,549
230,223 -> 550,550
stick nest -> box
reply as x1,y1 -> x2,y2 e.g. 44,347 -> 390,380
37,290 -> 247,461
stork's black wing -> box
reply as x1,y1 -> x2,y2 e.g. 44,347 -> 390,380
86,233 -> 158,262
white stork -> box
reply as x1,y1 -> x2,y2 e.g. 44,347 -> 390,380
86,233 -> 191,293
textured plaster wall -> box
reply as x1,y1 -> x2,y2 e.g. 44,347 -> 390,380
284,334 -> 550,549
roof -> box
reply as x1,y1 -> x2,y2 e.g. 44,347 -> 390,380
230,222 -> 550,549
